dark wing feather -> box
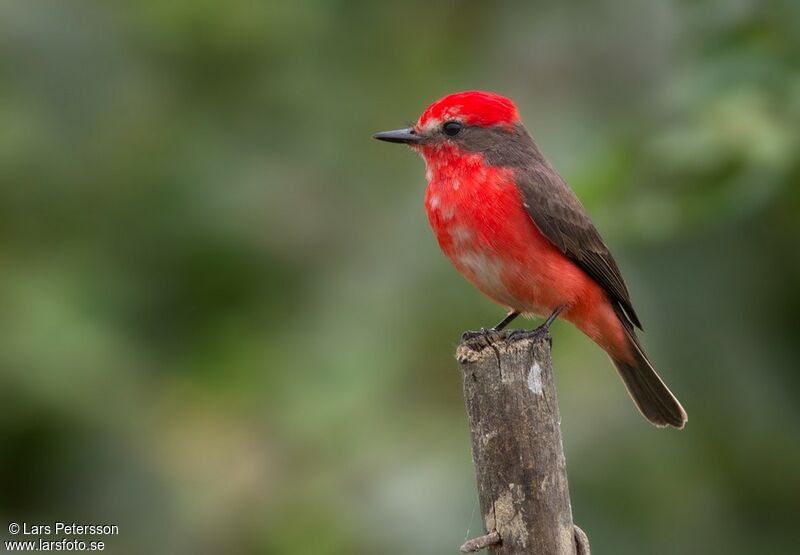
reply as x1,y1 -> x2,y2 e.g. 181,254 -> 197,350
516,164 -> 643,330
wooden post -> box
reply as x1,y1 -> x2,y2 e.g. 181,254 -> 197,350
456,330 -> 590,555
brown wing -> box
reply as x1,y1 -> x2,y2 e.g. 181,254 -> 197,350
515,163 -> 643,330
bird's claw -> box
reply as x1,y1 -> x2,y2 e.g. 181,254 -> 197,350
460,327 -> 495,343
507,324 -> 552,345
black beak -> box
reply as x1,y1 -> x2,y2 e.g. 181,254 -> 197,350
372,127 -> 422,144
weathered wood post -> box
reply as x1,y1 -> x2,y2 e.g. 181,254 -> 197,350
456,330 -> 590,555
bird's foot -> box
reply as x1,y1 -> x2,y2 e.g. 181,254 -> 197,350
461,306 -> 564,347
461,310 -> 521,343
506,305 -> 564,345
507,324 -> 551,344
458,327 -> 508,361
460,327 -> 500,343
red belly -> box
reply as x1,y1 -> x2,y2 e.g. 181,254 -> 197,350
425,161 -> 578,313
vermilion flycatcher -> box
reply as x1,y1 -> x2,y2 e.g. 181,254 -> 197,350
374,91 -> 686,428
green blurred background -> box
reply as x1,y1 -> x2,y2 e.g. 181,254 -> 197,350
1,1 -> 799,553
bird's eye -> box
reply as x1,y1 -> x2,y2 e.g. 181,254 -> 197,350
443,121 -> 462,136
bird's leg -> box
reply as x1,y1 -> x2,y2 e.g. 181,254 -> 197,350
492,310 -> 520,331
539,305 -> 565,330
508,305 -> 565,342
461,310 -> 520,342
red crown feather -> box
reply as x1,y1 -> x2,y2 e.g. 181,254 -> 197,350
418,91 -> 520,129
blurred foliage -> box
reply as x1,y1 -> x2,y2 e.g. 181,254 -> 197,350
0,0 -> 799,553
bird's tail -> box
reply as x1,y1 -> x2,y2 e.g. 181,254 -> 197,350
611,310 -> 687,429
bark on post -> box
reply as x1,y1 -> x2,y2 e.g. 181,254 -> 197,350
456,331 -> 590,555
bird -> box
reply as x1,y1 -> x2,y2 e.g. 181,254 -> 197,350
373,91 -> 686,428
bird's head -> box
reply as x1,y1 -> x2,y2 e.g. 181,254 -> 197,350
374,91 -> 533,169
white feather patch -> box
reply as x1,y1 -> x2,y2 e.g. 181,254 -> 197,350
456,252 -> 507,297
